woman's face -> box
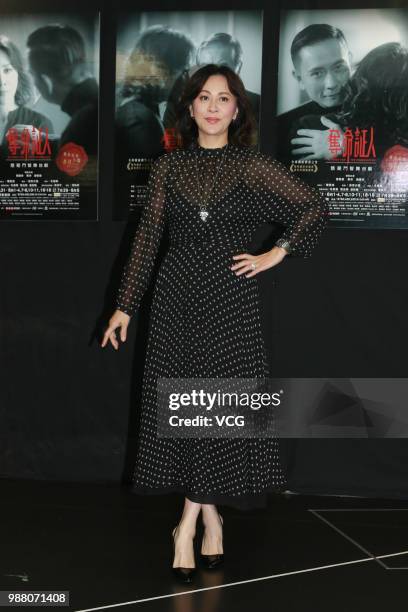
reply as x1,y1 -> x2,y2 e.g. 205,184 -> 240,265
0,49 -> 18,109
189,74 -> 238,139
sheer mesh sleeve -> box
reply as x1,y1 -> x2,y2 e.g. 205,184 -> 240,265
245,152 -> 329,257
116,154 -> 169,316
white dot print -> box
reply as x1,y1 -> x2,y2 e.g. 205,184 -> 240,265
116,142 -> 328,510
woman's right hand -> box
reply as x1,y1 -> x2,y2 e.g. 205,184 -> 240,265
101,309 -> 131,350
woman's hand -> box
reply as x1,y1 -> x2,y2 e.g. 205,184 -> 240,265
101,309 -> 131,350
231,246 -> 288,278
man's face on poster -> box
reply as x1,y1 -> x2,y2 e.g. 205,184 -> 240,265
294,38 -> 352,108
197,42 -> 242,74
27,56 -> 54,104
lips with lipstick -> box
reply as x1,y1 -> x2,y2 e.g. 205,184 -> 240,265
205,117 -> 221,123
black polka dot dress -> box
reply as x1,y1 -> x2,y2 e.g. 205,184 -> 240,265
116,141 -> 328,510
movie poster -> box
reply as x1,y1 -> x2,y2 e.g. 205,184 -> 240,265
113,10 -> 263,220
277,9 -> 408,229
0,12 -> 99,221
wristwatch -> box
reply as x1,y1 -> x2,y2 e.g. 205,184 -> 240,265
275,238 -> 292,254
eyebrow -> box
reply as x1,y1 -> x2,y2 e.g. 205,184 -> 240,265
308,59 -> 346,73
200,89 -> 231,95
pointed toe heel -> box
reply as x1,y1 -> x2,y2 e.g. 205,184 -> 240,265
199,552 -> 224,569
171,525 -> 196,584
200,513 -> 224,569
172,566 -> 196,583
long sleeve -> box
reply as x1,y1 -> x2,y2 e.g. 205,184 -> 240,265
116,154 -> 169,316
244,152 -> 328,257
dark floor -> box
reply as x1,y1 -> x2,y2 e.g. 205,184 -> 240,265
0,479 -> 407,611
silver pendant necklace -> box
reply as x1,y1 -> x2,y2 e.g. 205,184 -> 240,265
195,143 -> 228,222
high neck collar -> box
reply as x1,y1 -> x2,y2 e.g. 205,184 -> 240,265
193,141 -> 230,154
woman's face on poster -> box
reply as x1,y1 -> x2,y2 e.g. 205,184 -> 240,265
0,49 -> 18,108
189,74 -> 238,137
295,38 -> 352,109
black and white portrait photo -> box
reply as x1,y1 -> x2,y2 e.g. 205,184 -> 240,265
276,9 -> 408,229
0,12 -> 99,221
114,10 -> 263,218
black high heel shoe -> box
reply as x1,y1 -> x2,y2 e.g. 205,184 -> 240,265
171,524 -> 196,584
200,513 -> 224,569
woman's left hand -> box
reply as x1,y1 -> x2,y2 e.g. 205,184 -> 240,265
231,246 -> 288,278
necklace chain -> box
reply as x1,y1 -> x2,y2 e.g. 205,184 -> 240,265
194,143 -> 228,222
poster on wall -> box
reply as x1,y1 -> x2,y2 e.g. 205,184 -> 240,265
0,12 -> 99,221
276,9 -> 408,229
113,10 -> 263,220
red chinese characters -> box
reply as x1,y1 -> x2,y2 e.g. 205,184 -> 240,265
6,125 -> 51,159
329,126 -> 376,162
162,128 -> 182,152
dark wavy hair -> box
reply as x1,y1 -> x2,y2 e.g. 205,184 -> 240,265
335,42 -> 408,150
0,34 -> 32,106
174,63 -> 257,148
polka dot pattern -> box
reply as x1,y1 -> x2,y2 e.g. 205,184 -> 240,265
116,142 -> 328,510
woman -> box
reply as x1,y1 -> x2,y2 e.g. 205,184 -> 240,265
102,64 -> 328,583
0,35 -> 53,149
336,41 -> 408,160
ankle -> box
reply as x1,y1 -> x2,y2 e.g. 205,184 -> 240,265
177,518 -> 197,537
202,511 -> 222,530
201,530 -> 224,556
